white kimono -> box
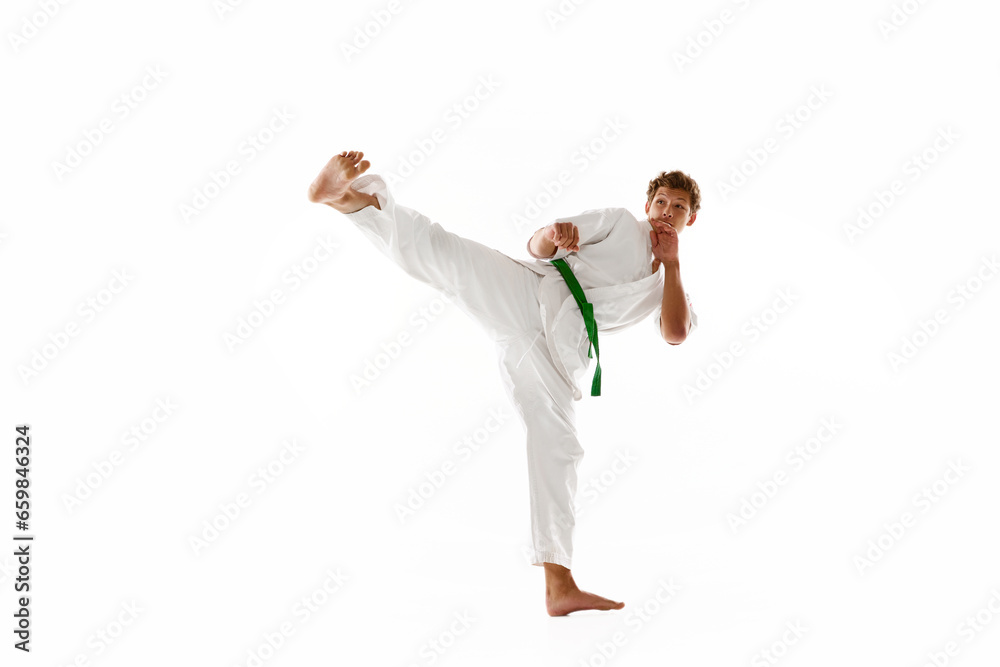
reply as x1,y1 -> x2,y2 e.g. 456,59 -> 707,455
509,207 -> 698,401
343,174 -> 696,570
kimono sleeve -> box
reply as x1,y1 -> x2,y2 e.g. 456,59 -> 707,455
527,208 -> 626,261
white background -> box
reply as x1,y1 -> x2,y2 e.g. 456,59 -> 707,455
3,0 -> 999,665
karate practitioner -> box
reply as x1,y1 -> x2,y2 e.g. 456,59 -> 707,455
307,150 -> 699,616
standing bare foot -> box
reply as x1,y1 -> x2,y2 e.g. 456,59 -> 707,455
306,150 -> 379,213
544,563 -> 624,616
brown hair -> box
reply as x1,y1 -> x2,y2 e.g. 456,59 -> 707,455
646,170 -> 701,215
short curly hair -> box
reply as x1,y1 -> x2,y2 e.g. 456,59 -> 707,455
646,170 -> 701,215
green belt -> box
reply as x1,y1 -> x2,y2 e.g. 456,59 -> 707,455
550,257 -> 601,397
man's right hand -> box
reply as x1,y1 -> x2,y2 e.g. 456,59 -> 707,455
546,222 -> 580,252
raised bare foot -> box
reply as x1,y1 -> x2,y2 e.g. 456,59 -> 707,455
543,563 -> 624,616
307,150 -> 372,213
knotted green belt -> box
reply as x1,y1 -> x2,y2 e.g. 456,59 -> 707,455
550,257 -> 601,397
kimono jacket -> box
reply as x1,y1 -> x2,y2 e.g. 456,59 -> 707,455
511,207 -> 698,400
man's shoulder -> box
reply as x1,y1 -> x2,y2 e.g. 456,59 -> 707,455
556,207 -> 637,223
606,207 -> 642,225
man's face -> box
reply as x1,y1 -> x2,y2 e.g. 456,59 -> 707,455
645,187 -> 697,234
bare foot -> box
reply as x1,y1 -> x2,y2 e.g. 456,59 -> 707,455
544,563 -> 624,617
306,150 -> 375,213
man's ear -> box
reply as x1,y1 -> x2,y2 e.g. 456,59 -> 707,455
687,212 -> 697,227
644,200 -> 650,215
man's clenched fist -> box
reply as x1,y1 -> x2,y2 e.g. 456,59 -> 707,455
650,225 -> 678,266
547,222 -> 580,252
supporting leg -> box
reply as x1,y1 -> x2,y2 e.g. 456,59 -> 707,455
497,332 -> 625,616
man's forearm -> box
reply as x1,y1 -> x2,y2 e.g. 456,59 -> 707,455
660,260 -> 690,343
528,227 -> 556,259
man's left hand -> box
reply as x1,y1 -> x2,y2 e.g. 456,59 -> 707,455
650,226 -> 679,267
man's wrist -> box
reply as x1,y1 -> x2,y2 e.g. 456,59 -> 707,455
529,228 -> 556,259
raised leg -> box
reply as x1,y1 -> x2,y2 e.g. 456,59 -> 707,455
310,150 -> 541,342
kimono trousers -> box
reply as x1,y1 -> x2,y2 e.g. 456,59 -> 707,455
343,173 -> 698,569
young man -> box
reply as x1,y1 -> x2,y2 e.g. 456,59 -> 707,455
308,150 -> 699,616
